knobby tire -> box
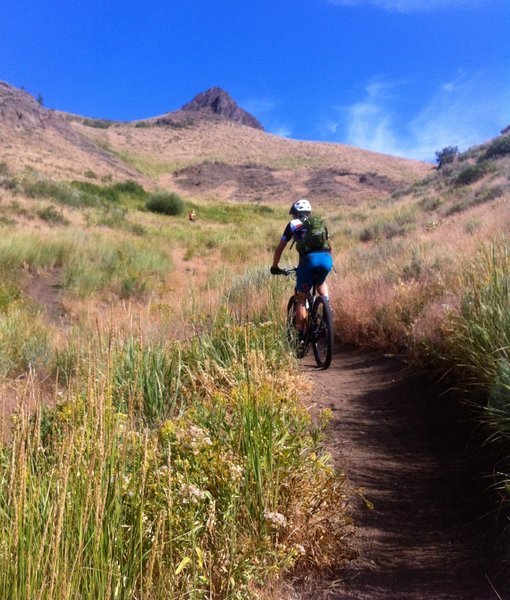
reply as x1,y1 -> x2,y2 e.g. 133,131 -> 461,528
286,295 -> 297,346
311,296 -> 334,369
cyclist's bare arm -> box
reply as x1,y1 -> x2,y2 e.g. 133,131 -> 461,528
272,239 -> 288,269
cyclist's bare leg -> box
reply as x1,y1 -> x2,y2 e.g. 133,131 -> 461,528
295,291 -> 307,331
317,281 -> 329,297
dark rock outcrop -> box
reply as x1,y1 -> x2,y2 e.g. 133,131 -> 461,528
0,81 -> 52,130
181,87 -> 263,130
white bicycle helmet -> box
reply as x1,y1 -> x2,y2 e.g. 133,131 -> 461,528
289,198 -> 312,215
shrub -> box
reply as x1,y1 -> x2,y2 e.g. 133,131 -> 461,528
111,180 -> 147,198
23,179 -> 95,207
474,185 -> 504,205
359,219 -> 407,242
0,176 -> 17,191
71,181 -> 119,203
455,163 -> 491,186
445,200 -> 469,216
36,205 -> 69,225
435,146 -> 459,168
82,118 -> 114,129
419,196 -> 442,212
145,191 -> 184,216
480,136 -> 510,161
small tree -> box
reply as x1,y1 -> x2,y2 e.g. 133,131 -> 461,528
435,145 -> 459,169
36,94 -> 44,106
145,191 -> 184,216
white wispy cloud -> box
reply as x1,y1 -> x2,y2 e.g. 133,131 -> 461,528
327,0 -> 488,13
269,122 -> 293,137
241,97 -> 280,115
328,73 -> 510,161
241,96 -> 294,137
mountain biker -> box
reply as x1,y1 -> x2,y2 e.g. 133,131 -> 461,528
270,198 -> 333,339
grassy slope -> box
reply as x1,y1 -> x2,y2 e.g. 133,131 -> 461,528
1,93 -> 510,594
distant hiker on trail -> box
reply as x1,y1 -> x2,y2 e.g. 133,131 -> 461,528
188,210 -> 197,222
270,198 -> 333,338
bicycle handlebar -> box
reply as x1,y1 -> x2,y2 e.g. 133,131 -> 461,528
270,266 -> 297,276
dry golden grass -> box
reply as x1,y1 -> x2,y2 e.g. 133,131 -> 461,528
328,180 -> 510,351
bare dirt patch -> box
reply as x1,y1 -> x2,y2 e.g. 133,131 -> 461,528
24,269 -> 69,327
171,161 -> 406,205
294,348 -> 509,600
173,161 -> 284,197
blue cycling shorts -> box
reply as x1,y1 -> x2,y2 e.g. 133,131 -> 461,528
296,251 -> 333,293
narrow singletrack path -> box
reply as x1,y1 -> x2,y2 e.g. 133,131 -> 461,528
297,347 -> 509,600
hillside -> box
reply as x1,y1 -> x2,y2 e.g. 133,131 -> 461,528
0,81 -> 140,182
0,81 -> 429,206
1,79 -> 510,599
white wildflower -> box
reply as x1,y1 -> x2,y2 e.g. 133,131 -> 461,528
263,511 -> 287,529
189,425 -> 212,446
230,463 -> 244,481
181,483 -> 208,504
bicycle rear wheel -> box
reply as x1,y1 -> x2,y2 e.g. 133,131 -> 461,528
311,296 -> 334,369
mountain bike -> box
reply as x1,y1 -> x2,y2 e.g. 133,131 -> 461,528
274,267 -> 334,369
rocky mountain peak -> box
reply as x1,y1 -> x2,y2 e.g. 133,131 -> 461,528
181,87 -> 263,130
0,81 -> 51,130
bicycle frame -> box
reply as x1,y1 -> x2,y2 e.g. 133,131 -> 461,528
276,267 -> 334,369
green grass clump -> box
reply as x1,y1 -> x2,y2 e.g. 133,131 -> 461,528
0,307 -> 349,599
71,180 -> 121,203
440,240 -> 510,503
19,176 -> 148,210
111,180 -> 148,198
36,205 -> 69,225
23,179 -> 85,206
443,241 -> 510,407
62,233 -> 171,298
0,230 -> 171,299
82,118 -> 115,128
0,232 -> 72,272
146,192 -> 184,216
418,196 -> 442,212
0,304 -> 52,377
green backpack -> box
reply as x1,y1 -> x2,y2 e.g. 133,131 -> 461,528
296,215 -> 331,254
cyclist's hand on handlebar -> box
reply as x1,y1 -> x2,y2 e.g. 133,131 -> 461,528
270,266 -> 284,275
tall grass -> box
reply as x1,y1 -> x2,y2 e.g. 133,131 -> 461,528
0,230 -> 172,299
432,239 -> 510,523
442,240 -> 510,435
0,305 -> 52,377
0,275 -> 350,599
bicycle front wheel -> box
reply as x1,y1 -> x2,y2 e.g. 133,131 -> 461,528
286,295 -> 297,345
286,295 -> 307,358
311,296 -> 334,369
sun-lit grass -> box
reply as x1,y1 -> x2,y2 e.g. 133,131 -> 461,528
2,127 -> 510,594
440,240 -> 510,420
0,291 -> 350,599
0,229 -> 172,299
112,148 -> 185,177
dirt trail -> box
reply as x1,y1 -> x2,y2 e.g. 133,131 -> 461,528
297,347 -> 509,600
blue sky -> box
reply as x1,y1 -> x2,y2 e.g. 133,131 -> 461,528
1,0 -> 509,162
